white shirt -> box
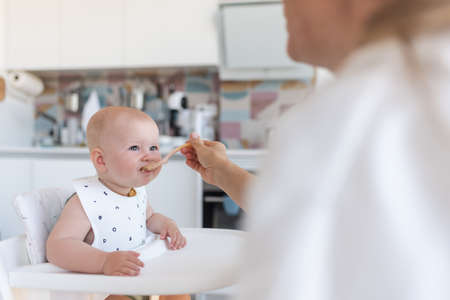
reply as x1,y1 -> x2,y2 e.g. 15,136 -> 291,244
239,30 -> 450,300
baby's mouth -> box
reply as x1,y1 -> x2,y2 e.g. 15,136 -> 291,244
140,166 -> 152,173
141,161 -> 160,172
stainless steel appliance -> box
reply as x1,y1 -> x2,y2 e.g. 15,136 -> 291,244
203,182 -> 244,230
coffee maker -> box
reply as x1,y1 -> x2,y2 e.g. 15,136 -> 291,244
167,86 -> 188,136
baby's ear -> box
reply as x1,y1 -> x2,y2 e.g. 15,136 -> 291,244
91,148 -> 107,173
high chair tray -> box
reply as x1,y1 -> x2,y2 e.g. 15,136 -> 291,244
9,228 -> 245,295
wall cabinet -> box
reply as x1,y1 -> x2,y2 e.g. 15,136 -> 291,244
0,158 -> 32,239
31,159 -> 96,190
124,0 -> 219,67
60,0 -> 124,69
4,0 -> 219,70
218,1 -> 314,80
146,160 -> 201,228
5,0 -> 59,70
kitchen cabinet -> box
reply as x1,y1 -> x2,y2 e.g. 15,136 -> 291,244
0,148 -> 202,240
218,1 -> 314,80
31,159 -> 96,190
146,160 -> 201,228
60,0 -> 124,69
221,2 -> 294,69
3,0 -> 220,70
124,0 -> 220,67
31,158 -> 201,228
5,0 -> 59,70
0,158 -> 32,239
0,147 -> 264,241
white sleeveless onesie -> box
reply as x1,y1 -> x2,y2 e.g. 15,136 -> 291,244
73,176 -> 148,252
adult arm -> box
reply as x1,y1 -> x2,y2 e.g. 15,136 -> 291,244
181,133 -> 254,211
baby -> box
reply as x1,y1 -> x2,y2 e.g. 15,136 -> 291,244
47,106 -> 188,300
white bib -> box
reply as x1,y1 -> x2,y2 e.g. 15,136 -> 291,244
73,176 -> 147,252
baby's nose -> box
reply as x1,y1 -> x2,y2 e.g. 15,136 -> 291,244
141,151 -> 161,162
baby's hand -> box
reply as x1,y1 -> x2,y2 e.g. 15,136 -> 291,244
102,251 -> 144,276
160,220 -> 187,250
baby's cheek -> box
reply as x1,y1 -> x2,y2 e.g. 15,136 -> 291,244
150,152 -> 161,160
152,166 -> 162,178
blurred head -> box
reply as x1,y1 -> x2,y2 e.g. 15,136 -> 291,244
87,106 -> 161,195
283,0 -> 450,69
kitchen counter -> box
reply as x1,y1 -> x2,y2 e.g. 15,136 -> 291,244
0,147 -> 266,170
0,146 -> 265,238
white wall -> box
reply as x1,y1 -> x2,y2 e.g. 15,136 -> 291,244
0,98 -> 34,147
0,0 -> 34,147
0,0 -> 5,68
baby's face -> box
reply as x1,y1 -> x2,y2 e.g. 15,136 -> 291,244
100,116 -> 162,189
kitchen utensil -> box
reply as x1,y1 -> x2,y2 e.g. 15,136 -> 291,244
0,77 -> 5,102
194,104 -> 217,141
6,71 -> 44,96
65,92 -> 80,112
143,142 -> 191,171
130,88 -> 144,110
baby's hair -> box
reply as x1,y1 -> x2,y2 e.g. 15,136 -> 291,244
86,106 -> 155,151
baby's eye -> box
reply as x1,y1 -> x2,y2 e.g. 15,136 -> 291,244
149,145 -> 159,151
128,145 -> 139,151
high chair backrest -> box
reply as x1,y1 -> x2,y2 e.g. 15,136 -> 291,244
13,188 -> 75,265
0,235 -> 28,300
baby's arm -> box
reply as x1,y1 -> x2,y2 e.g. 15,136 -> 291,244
47,194 -> 108,273
145,202 -> 186,250
47,194 -> 143,275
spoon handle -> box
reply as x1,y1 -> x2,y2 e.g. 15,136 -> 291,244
161,142 -> 191,164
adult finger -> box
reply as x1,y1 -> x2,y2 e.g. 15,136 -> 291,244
188,133 -> 206,151
186,159 -> 203,173
181,151 -> 195,160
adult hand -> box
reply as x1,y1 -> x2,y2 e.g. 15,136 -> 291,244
181,132 -> 253,211
102,251 -> 144,276
180,133 -> 229,186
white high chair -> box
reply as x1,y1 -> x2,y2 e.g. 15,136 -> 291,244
0,234 -> 28,300
0,188 -> 244,300
0,187 -> 102,300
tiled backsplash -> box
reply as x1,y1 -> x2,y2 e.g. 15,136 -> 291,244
34,70 -> 314,149
220,79 -> 313,148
